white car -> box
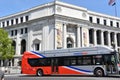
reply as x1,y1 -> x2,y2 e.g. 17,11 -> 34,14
0,70 -> 4,80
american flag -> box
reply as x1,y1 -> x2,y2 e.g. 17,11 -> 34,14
108,0 -> 115,5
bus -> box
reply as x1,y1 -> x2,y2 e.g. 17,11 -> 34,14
21,46 -> 120,77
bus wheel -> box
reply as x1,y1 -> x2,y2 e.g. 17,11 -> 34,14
36,69 -> 43,76
94,68 -> 104,77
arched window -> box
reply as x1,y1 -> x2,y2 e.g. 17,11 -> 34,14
67,37 -> 74,48
104,31 -> 108,45
110,32 -> 114,45
89,29 -> 94,44
12,40 -> 16,54
117,33 -> 120,46
21,39 -> 26,54
33,39 -> 41,51
96,30 -> 101,44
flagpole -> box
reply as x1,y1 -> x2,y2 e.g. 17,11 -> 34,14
114,0 -> 117,17
109,0 -> 118,17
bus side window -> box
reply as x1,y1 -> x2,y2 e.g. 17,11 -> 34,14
77,57 -> 82,65
39,58 -> 51,66
71,58 -> 76,65
93,55 -> 102,65
58,58 -> 64,66
82,56 -> 92,65
63,57 -> 77,66
64,58 -> 70,66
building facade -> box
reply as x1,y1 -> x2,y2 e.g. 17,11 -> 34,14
0,1 -> 120,70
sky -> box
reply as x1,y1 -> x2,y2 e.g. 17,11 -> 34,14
0,0 -> 120,18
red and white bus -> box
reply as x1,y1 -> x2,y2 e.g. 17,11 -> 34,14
21,46 -> 120,77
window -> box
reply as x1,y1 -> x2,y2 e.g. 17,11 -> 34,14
89,29 -> 94,44
11,19 -> 14,25
67,37 -> 74,48
21,28 -> 23,34
25,16 -> 29,21
16,18 -> 18,24
35,43 -> 39,51
64,58 -> 70,65
15,30 -> 17,35
20,17 -> 23,23
77,57 -> 83,65
28,58 -> 51,67
110,21 -> 113,27
12,59 -> 14,66
89,16 -> 93,23
104,19 -> 106,25
97,18 -> 100,24
71,58 -> 76,65
117,33 -> 120,46
7,21 -> 9,26
2,22 -> 5,27
97,30 -> 101,44
25,28 -> 28,33
11,30 -> 14,36
116,22 -> 119,28
83,56 -> 92,65
21,39 -> 26,54
104,31 -> 108,45
61,57 -> 77,66
93,55 -> 103,65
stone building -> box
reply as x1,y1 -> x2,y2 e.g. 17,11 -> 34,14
0,1 -> 120,70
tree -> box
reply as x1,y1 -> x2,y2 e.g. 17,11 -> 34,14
0,28 -> 14,66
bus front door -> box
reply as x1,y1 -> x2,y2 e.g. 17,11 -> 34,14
51,58 -> 59,74
105,55 -> 118,74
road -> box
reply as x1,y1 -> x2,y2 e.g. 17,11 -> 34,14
4,74 -> 120,80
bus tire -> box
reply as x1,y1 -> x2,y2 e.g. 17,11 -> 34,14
94,68 -> 104,77
36,69 -> 43,76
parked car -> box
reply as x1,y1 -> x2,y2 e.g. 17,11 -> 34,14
0,70 -> 4,80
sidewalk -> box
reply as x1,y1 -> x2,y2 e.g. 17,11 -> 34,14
5,73 -> 27,77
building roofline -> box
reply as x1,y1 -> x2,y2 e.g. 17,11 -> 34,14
0,1 -> 54,20
0,0 -> 120,20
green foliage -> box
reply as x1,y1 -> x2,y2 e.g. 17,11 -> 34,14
0,28 -> 14,60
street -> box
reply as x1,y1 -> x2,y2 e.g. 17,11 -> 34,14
4,74 -> 120,80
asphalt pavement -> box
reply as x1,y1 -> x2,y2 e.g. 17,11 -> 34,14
4,74 -> 120,80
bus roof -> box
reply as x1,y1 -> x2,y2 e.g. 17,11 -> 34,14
28,46 -> 115,58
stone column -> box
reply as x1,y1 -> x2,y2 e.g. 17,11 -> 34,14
16,32 -> 21,55
94,29 -> 97,46
77,26 -> 81,47
114,32 -> 118,49
108,31 -> 111,47
14,32 -> 21,67
63,23 -> 67,48
18,17 -> 20,24
4,21 -> 7,27
101,30 -> 104,46
42,25 -> 49,50
23,16 -> 26,22
28,27 -> 33,51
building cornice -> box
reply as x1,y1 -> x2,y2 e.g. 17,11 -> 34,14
88,22 -> 120,32
4,15 -> 55,30
1,1 -> 120,23
88,11 -> 120,20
